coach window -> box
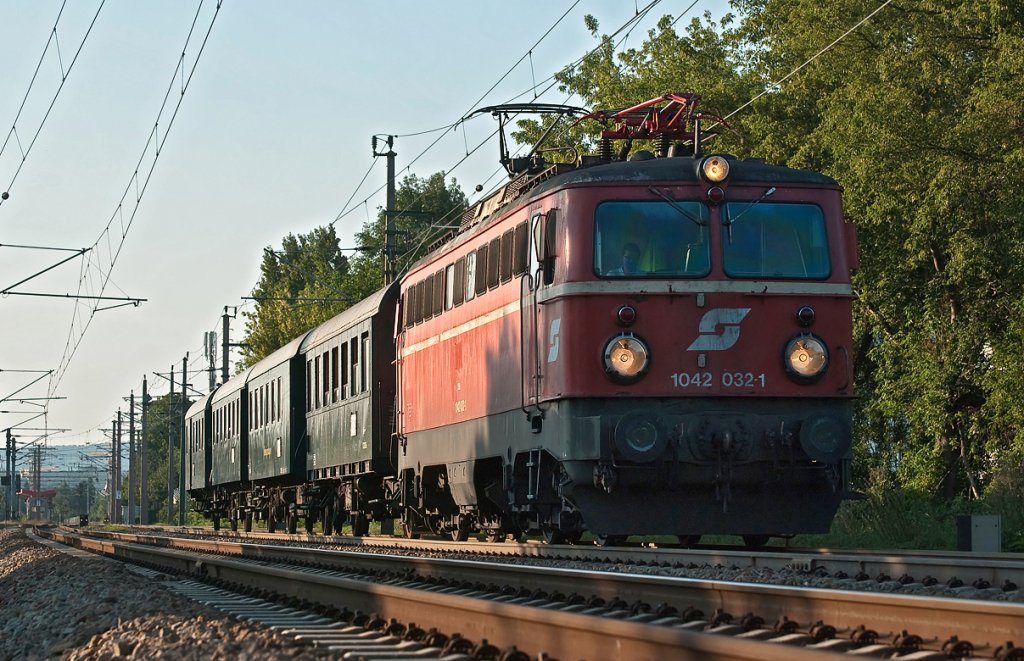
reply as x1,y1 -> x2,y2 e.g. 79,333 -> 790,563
350,337 -> 359,397
305,361 -> 312,412
594,201 -> 710,277
331,346 -> 339,402
453,257 -> 466,306
361,332 -> 370,393
445,264 -> 456,310
322,350 -> 330,407
269,380 -> 275,423
500,229 -> 514,282
277,377 -> 282,421
338,342 -> 348,399
314,355 -> 322,409
475,245 -> 488,296
721,202 -> 830,279
487,237 -> 501,288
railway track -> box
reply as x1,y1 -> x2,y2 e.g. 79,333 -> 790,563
128,524 -> 1024,596
40,526 -> 1024,659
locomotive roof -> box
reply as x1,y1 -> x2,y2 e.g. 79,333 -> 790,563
528,154 -> 838,196
299,281 -> 399,352
186,389 -> 217,419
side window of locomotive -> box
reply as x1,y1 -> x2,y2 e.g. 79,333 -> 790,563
453,257 -> 466,307
465,252 -> 476,302
432,269 -> 444,317
721,202 -> 830,279
445,263 -> 456,310
499,229 -> 514,283
475,244 -> 488,296
594,201 -> 709,277
513,221 -> 528,276
487,237 -> 501,289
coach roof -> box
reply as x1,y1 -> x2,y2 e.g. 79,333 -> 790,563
300,281 -> 399,353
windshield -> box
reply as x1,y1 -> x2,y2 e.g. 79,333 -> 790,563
722,202 -> 830,278
595,201 -> 710,277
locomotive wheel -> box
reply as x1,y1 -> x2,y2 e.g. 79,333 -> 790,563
742,534 -> 770,548
212,515 -> 221,531
243,511 -> 253,533
595,534 -> 626,547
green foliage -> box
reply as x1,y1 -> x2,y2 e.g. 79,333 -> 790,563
344,171 -> 468,296
241,226 -> 352,367
241,173 -> 466,368
548,2 -> 1024,503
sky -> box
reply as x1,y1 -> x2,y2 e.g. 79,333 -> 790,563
0,0 -> 729,450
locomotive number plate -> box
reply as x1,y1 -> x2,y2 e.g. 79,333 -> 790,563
670,371 -> 766,388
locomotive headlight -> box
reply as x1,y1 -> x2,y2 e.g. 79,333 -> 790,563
700,155 -> 730,182
604,333 -> 650,382
783,334 -> 829,382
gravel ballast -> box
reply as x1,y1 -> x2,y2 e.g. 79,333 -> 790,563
0,527 -> 325,660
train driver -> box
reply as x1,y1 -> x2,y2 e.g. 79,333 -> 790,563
607,242 -> 642,276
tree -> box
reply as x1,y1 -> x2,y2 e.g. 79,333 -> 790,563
526,3 -> 1024,499
241,226 -> 352,367
342,172 -> 468,301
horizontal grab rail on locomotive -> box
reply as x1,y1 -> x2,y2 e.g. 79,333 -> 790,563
186,93 -> 859,545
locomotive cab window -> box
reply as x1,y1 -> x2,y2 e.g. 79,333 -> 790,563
594,201 -> 710,277
722,202 -> 830,279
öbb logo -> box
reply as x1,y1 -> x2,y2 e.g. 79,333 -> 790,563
686,308 -> 751,351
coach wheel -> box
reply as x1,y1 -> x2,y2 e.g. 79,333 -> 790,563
678,534 -> 701,548
229,517 -> 239,532
212,515 -> 221,531
542,528 -> 566,545
351,513 -> 370,537
243,511 -> 253,533
595,534 -> 626,547
742,534 -> 770,548
321,506 -> 334,535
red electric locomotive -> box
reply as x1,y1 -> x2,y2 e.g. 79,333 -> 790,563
395,94 -> 858,544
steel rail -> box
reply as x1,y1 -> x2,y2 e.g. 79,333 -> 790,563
138,524 -> 1024,590
48,528 -> 1024,653
40,528 -> 847,661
